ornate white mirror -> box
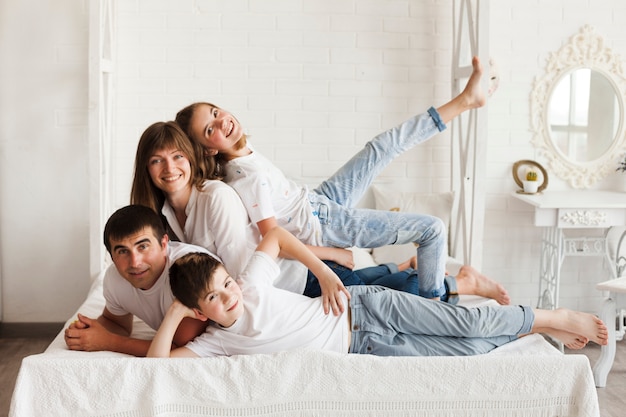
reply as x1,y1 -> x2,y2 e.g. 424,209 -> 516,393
530,25 -> 626,188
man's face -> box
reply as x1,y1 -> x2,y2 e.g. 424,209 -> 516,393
109,227 -> 168,290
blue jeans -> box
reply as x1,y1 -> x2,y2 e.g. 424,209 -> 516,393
347,285 -> 534,357
308,108 -> 448,298
303,261 -> 458,304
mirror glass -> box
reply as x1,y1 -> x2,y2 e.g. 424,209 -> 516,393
548,69 -> 620,162
530,25 -> 626,188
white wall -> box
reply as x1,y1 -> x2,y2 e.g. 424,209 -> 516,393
0,0 -> 91,322
486,0 -> 626,312
2,0 -> 626,322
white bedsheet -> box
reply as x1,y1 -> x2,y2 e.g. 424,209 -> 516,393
10,273 -> 600,417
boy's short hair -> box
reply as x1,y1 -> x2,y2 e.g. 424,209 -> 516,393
170,252 -> 222,309
103,205 -> 166,253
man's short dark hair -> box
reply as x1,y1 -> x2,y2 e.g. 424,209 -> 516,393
103,205 -> 166,253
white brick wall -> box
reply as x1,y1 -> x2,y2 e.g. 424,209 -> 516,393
110,0 -> 626,314
2,0 -> 625,322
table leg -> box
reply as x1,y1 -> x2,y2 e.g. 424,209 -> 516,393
592,295 -> 616,388
537,227 -> 564,310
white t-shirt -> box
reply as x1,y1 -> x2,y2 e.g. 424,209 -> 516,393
223,144 -> 322,246
103,241 -> 212,330
163,180 -> 308,294
185,252 -> 349,357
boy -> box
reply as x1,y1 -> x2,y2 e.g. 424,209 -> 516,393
148,227 -> 608,358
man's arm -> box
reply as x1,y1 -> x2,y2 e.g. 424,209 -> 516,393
64,307 -> 207,357
257,227 -> 350,315
147,300 -> 199,358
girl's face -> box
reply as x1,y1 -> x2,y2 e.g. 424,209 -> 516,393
188,104 -> 244,155
147,146 -> 192,195
195,266 -> 244,328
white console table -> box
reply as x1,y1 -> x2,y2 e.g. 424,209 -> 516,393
512,190 -> 626,380
512,190 -> 626,311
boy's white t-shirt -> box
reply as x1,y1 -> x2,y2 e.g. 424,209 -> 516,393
223,144 -> 322,246
162,180 -> 308,294
103,241 -> 212,330
185,251 -> 350,357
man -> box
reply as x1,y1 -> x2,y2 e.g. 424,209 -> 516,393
64,204 -> 213,356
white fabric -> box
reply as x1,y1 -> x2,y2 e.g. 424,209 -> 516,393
9,270 -> 600,417
164,179 -> 309,294
104,241 -> 211,330
224,143 -> 321,245
186,252 -> 349,357
163,180 -> 260,279
371,186 -> 454,264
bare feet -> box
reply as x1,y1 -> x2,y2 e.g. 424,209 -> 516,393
455,265 -> 511,305
542,329 -> 589,350
534,308 -> 609,346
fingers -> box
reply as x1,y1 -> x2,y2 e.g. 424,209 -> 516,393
323,293 -> 345,316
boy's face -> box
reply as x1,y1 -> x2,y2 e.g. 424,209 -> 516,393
109,227 -> 168,291
195,266 -> 243,328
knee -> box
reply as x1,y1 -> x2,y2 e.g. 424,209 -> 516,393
425,216 -> 446,239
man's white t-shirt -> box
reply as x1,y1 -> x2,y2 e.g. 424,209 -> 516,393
163,180 -> 308,294
185,251 -> 349,357
223,144 -> 322,246
103,241 -> 212,330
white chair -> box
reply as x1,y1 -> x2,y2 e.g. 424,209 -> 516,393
592,227 -> 626,387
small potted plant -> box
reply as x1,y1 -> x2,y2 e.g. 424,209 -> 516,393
523,169 -> 539,193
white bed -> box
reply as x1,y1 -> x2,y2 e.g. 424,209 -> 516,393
9,255 -> 600,417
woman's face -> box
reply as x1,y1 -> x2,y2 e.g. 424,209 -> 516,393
147,146 -> 192,195
188,104 -> 244,154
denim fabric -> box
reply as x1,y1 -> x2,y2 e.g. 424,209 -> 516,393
347,285 -> 534,357
304,262 -> 457,304
308,108 -> 448,298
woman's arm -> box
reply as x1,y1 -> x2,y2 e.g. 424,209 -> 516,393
256,227 -> 350,315
257,217 -> 355,269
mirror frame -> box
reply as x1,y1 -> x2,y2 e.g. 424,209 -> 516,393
530,25 -> 626,188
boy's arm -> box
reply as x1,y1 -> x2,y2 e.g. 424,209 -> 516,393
257,227 -> 350,316
257,217 -> 355,269
147,300 -> 200,358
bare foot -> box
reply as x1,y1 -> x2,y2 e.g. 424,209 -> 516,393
535,309 -> 609,346
462,56 -> 487,110
437,56 -> 487,124
398,256 -> 417,272
541,329 -> 589,350
455,265 -> 511,305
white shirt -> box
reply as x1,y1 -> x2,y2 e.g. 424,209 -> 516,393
103,241 -> 211,330
223,144 -> 322,246
185,252 -> 349,357
163,180 -> 308,294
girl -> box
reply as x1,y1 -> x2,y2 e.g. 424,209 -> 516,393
175,57 -> 487,302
